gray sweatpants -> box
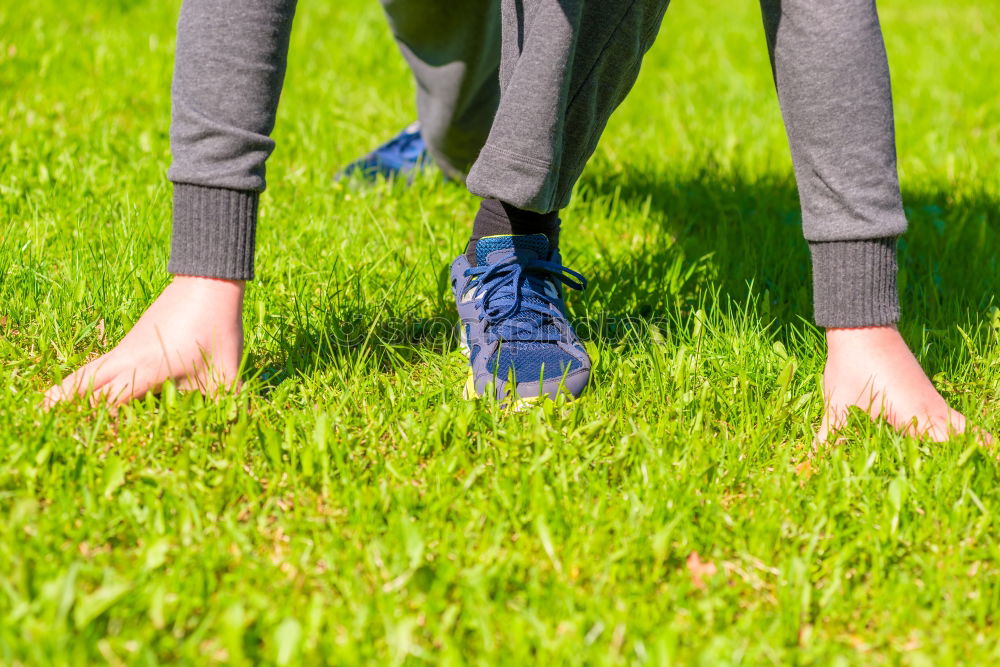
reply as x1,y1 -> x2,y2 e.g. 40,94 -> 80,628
167,0 -> 907,327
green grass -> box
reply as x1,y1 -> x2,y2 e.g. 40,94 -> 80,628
2,0 -> 1000,663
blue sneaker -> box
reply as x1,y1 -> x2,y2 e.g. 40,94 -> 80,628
336,121 -> 431,182
450,234 -> 591,402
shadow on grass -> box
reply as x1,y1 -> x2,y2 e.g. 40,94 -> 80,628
574,167 -> 1000,330
252,167 -> 1000,390
247,300 -> 460,395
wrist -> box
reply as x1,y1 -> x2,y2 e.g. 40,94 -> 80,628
170,274 -> 246,308
825,325 -> 902,355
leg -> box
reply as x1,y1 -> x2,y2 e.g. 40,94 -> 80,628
379,0 -> 501,180
46,0 -> 297,406
466,0 -> 670,212
452,0 -> 670,402
760,0 -> 986,442
464,0 -> 670,261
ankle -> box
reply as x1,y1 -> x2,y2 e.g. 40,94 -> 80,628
466,199 -> 560,265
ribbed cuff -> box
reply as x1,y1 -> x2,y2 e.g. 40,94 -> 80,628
808,237 -> 900,328
168,183 -> 258,280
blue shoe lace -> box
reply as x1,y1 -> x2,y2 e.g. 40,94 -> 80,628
464,256 -> 586,344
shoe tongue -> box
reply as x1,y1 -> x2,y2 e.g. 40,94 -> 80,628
476,233 -> 549,266
474,234 -> 561,341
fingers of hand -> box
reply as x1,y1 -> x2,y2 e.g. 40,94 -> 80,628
175,362 -> 241,396
43,353 -> 121,408
91,370 -> 157,409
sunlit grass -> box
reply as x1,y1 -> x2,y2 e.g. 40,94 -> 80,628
1,0 -> 999,663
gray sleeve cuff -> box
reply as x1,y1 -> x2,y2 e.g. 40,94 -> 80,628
808,237 -> 900,328
168,183 -> 258,280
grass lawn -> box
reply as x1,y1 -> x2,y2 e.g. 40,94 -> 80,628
3,0 -> 1000,663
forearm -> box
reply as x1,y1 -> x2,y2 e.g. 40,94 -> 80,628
166,0 -> 298,281
380,0 -> 501,180
760,0 -> 906,327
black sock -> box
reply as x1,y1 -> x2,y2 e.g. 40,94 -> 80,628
465,199 -> 560,265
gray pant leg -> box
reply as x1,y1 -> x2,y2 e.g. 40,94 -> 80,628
167,0 -> 297,280
761,0 -> 907,327
381,0 -> 500,180
466,0 -> 670,213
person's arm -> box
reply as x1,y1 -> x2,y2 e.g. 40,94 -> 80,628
168,0 -> 297,280
46,0 -> 297,406
759,0 -> 988,443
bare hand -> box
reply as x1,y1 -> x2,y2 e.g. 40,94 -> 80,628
43,275 -> 245,408
819,326 -> 991,444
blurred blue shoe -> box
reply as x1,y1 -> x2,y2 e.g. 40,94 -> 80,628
336,121 -> 431,182
451,234 -> 590,403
